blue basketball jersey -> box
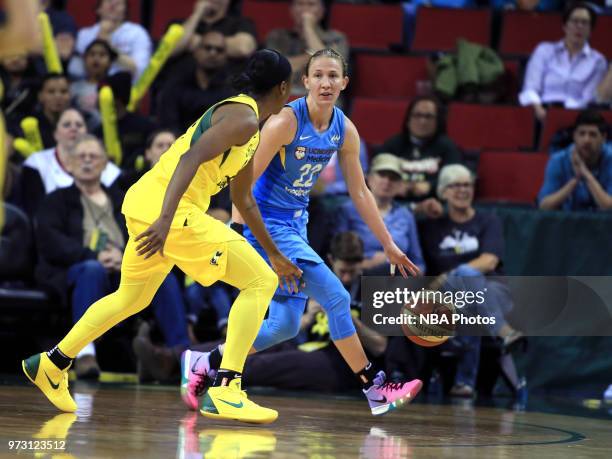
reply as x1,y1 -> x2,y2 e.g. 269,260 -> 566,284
253,97 -> 346,216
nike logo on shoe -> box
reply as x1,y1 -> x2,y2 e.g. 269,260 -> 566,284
217,398 -> 244,408
371,395 -> 387,403
190,356 -> 202,374
45,371 -> 60,390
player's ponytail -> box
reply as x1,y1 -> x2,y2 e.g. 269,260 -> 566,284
233,49 -> 291,96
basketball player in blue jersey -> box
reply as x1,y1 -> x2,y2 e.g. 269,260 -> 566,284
182,49 -> 423,418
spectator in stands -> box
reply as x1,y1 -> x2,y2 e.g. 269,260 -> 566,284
119,128 -> 178,189
266,0 -> 349,97
538,110 -> 612,211
419,164 -> 522,397
40,0 -> 77,39
20,107 -> 121,216
173,0 -> 257,61
158,30 -> 233,133
134,232 -> 389,392
144,129 -> 176,168
39,0 -> 78,67
377,95 -> 462,218
35,134 -> 190,379
70,0 -> 152,80
0,53 -> 41,121
94,71 -> 157,170
519,2 -> 607,121
596,64 -> 612,105
8,73 -> 71,149
71,39 -> 117,130
336,154 -> 425,275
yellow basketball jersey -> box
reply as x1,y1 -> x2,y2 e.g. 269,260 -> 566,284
122,94 -> 260,227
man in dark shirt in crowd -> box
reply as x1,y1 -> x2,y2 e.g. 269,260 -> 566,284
172,0 -> 257,62
158,30 -> 233,133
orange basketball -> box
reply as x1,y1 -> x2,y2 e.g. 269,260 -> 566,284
400,292 -> 455,347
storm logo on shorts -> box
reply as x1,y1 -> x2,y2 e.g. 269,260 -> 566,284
295,147 -> 306,160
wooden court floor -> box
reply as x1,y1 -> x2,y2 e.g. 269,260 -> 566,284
0,383 -> 610,458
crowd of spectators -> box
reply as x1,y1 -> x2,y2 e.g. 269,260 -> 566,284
1,0 -> 611,398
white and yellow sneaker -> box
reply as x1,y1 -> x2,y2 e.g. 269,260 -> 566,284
22,353 -> 77,413
200,378 -> 278,424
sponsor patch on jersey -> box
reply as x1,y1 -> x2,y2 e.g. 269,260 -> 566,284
295,146 -> 306,160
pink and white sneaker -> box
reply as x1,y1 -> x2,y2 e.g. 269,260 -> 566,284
180,350 -> 217,411
363,371 -> 422,416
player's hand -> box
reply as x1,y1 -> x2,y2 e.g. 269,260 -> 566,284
135,218 -> 171,259
269,253 -> 303,294
384,242 -> 420,278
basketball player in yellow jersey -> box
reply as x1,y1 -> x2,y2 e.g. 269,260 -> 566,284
22,49 -> 302,424
0,0 -> 40,228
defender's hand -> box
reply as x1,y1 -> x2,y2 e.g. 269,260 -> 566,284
135,218 -> 171,259
269,253 -> 303,294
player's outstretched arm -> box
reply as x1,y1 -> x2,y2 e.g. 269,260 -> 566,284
232,107 -> 297,224
231,158 -> 302,293
339,118 -> 420,278
136,104 -> 258,258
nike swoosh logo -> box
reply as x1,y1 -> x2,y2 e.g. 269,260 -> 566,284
299,135 -> 312,140
45,371 -> 60,390
217,398 -> 243,409
190,356 -> 202,374
371,395 -> 387,403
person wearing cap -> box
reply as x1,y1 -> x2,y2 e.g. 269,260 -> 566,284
71,39 -> 118,130
335,153 -> 425,274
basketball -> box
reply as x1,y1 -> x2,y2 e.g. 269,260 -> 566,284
400,291 -> 455,347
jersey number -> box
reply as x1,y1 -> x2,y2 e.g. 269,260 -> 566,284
293,164 -> 323,188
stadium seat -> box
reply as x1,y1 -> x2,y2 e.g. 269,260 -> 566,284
477,151 -> 548,204
67,0 -> 141,28
150,0 -> 196,39
591,15 -> 612,60
352,54 -> 429,99
351,97 -> 409,146
329,4 -> 403,50
411,8 -> 491,52
447,103 -> 534,151
539,107 -> 612,151
242,1 -> 292,44
499,11 -> 560,57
